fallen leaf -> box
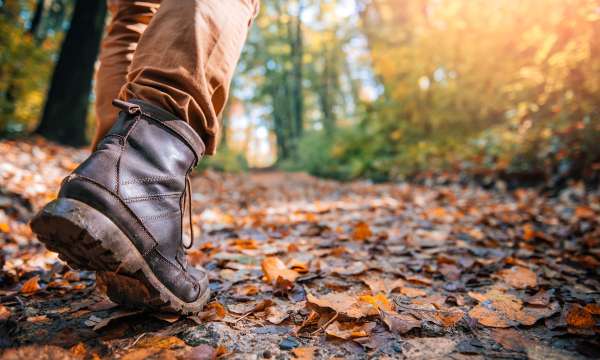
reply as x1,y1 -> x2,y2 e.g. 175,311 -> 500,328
497,267 -> 537,289
515,302 -> 560,326
565,303 -> 595,329
85,309 -> 143,331
435,309 -> 464,327
468,290 -> 523,328
325,321 -> 376,339
524,289 -> 552,306
352,222 -> 372,240
228,299 -> 273,316
358,293 -> 394,312
185,344 -> 217,360
331,262 -> 367,276
262,257 -> 300,284
307,291 -> 376,318
584,303 -> 600,315
0,305 -> 11,321
70,343 -> 87,357
399,287 -> 427,298
136,335 -> 185,349
20,275 -> 41,294
292,346 -> 316,360
360,276 -> 405,295
26,315 -> 49,323
380,311 -> 421,334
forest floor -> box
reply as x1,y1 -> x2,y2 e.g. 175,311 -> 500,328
0,138 -> 599,360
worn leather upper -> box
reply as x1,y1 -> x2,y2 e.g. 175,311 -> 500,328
59,99 -> 206,302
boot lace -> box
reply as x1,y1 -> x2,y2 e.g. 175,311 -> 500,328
183,175 -> 194,250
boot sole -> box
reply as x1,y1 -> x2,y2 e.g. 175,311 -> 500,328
30,198 -> 209,315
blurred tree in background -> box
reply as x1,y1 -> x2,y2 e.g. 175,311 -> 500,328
1,0 -> 599,186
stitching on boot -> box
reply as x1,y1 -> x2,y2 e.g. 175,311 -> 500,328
140,211 -> 181,222
63,174 -> 159,250
121,175 -> 179,185
123,193 -> 181,203
117,115 -> 141,195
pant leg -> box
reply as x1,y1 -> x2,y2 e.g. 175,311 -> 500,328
93,0 -> 161,149
119,0 -> 259,155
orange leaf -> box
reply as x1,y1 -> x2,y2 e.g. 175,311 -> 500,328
325,321 -> 376,339
292,347 -> 316,360
359,293 -> 394,312
70,343 -> 87,357
497,267 -> 537,289
0,305 -> 11,321
21,275 -> 41,294
565,304 -> 595,329
261,257 -> 300,284
400,287 -> 427,298
352,222 -> 372,241
522,223 -> 535,241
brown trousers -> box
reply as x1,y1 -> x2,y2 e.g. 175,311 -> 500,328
94,0 -> 259,154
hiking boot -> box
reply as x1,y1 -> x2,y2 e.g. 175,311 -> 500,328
30,99 -> 210,314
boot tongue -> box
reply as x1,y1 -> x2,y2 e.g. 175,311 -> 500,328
123,99 -> 206,166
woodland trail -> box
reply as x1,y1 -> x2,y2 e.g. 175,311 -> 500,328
0,138 -> 598,359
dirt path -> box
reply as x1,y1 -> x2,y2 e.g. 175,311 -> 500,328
0,139 -> 598,359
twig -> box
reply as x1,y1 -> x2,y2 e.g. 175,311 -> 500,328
127,332 -> 148,349
311,311 -> 338,335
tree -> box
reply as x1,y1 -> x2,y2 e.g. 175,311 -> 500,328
35,0 -> 106,146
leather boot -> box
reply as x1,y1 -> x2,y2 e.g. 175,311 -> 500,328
31,99 -> 210,314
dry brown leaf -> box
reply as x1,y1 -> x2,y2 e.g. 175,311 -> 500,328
325,321 -> 376,339
262,257 -> 300,284
584,303 -> 600,315
306,291 -> 376,318
20,275 -> 41,294
436,309 -> 464,327
194,301 -> 227,322
230,238 -> 259,251
0,305 -> 11,321
405,275 -> 432,286
468,290 -> 523,328
380,311 -> 421,334
399,287 -> 427,298
565,303 -> 595,329
522,223 -> 535,241
469,304 -> 515,328
70,343 -> 87,357
358,293 -> 394,312
292,347 -> 316,360
187,249 -> 209,266
352,222 -> 372,241
497,266 -> 537,289
289,259 -> 310,274
121,348 -> 162,360
524,289 -> 551,306
228,299 -> 274,316
185,344 -> 217,360
515,302 -> 560,326
136,335 -> 185,349
360,276 -> 405,295
331,262 -> 367,276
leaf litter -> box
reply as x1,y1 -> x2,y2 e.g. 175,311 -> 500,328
0,138 -> 599,359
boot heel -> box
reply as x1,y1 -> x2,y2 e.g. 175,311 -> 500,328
30,198 -> 138,273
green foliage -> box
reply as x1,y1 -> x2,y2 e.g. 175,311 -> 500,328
197,147 -> 249,174
0,0 -> 67,135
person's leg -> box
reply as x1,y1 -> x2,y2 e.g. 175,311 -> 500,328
32,0 -> 259,314
119,0 -> 259,154
93,0 -> 161,150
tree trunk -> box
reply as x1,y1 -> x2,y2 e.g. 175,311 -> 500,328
28,0 -> 45,41
35,0 -> 106,146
